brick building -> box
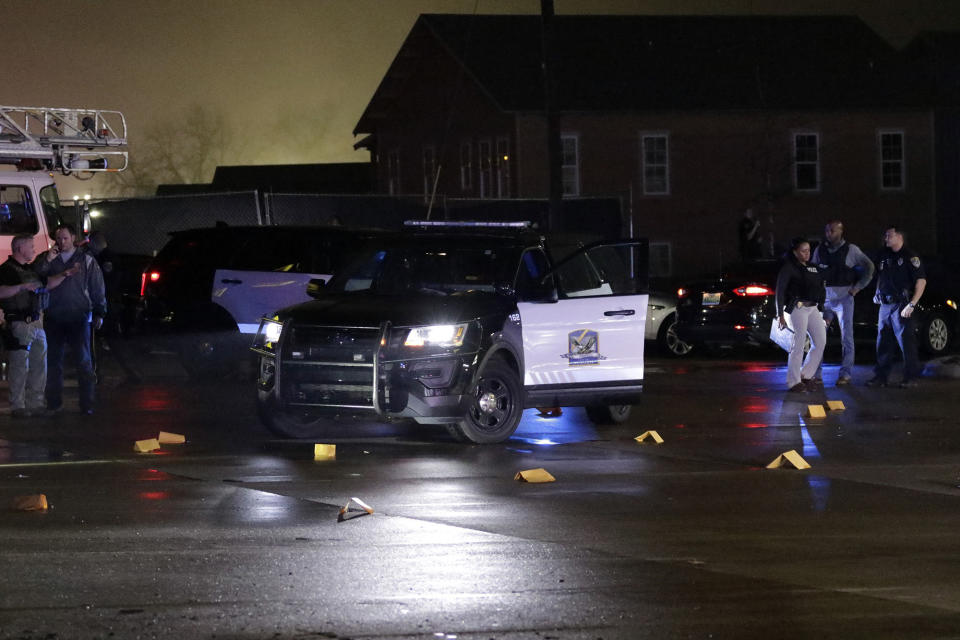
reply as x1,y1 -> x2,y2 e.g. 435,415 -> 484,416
355,15 -> 938,278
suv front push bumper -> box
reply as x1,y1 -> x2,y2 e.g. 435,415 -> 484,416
256,323 -> 481,424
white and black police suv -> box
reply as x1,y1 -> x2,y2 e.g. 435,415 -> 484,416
252,221 -> 649,444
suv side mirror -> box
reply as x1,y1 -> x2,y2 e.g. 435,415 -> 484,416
526,276 -> 558,303
306,277 -> 327,299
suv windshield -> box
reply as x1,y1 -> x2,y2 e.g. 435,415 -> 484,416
329,242 -> 522,296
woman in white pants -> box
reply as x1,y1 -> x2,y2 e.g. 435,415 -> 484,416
774,238 -> 827,392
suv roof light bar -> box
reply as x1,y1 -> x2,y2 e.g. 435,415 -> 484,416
403,220 -> 531,228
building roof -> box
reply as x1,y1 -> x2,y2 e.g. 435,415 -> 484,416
901,31 -> 960,106
357,14 -> 922,133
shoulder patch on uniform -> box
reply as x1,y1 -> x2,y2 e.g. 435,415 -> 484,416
910,256 -> 921,268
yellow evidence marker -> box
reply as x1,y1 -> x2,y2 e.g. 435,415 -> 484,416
634,430 -> 664,444
314,444 -> 336,460
514,468 -> 556,483
134,438 -> 161,453
766,450 -> 811,470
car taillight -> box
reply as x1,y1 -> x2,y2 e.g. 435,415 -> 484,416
733,284 -> 774,297
141,271 -> 160,296
677,287 -> 688,298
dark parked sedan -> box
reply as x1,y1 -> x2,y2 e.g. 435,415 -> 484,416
674,258 -> 958,356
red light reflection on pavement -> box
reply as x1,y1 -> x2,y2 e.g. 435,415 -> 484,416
125,387 -> 179,412
137,491 -> 170,501
737,393 -> 774,413
740,423 -> 769,429
138,469 -> 173,481
741,364 -> 776,373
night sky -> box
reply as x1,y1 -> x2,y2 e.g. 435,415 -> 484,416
6,0 -> 960,197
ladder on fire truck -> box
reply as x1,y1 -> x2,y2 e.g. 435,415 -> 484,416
0,105 -> 127,173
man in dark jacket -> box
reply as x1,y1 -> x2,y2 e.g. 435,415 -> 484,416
34,224 -> 106,415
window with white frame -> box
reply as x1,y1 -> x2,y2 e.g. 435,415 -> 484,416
793,133 -> 819,192
459,140 -> 472,191
561,134 -> 580,196
648,242 -> 672,278
422,145 -> 437,199
495,137 -> 511,198
387,149 -> 400,196
478,139 -> 493,199
640,133 -> 669,195
879,130 -> 905,190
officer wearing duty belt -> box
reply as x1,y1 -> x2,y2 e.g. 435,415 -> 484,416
868,226 -> 926,388
0,234 -> 76,417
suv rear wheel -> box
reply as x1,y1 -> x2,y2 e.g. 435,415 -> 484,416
585,404 -> 633,425
446,358 -> 523,444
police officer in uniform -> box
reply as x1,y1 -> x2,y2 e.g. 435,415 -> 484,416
0,234 -> 75,417
812,220 -> 875,385
775,237 -> 827,392
867,226 -> 926,388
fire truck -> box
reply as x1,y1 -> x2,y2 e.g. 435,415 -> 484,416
0,105 -> 127,260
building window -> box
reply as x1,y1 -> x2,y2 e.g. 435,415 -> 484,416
793,133 -> 820,192
496,137 -> 511,198
478,139 -> 493,199
561,134 -> 580,196
459,141 -> 472,192
879,130 -> 905,190
422,145 -> 437,200
648,242 -> 672,278
387,149 -> 400,196
640,133 -> 669,195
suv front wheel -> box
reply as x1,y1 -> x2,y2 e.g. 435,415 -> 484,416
257,389 -> 335,439
446,358 -> 523,444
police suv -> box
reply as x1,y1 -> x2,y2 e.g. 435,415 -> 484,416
252,221 -> 648,444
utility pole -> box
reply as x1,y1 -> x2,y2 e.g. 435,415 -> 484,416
541,0 -> 562,231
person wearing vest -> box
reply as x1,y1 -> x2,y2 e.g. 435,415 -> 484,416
867,226 -> 926,388
775,237 -> 827,392
811,220 -> 875,386
0,234 -> 76,417
34,224 -> 107,415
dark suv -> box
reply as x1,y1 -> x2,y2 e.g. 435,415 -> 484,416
139,224 -> 370,377
252,222 -> 649,443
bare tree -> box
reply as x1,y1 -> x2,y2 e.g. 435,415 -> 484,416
103,105 -> 235,197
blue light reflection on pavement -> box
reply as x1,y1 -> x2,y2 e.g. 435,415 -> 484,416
807,475 -> 832,512
798,421 -> 822,460
511,408 -> 600,445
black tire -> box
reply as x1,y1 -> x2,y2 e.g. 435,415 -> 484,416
447,358 -> 523,444
257,389 -> 335,439
919,312 -> 951,355
179,332 -> 245,380
585,404 -> 633,425
657,314 -> 693,357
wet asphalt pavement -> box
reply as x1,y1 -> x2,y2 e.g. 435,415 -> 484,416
1,342 -> 960,639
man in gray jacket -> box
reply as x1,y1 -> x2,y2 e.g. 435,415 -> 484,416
812,220 -> 875,385
35,224 -> 106,415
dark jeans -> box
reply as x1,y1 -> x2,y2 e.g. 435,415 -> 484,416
46,319 -> 96,411
875,302 -> 920,381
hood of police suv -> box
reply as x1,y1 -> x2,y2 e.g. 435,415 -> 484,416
273,291 -> 516,328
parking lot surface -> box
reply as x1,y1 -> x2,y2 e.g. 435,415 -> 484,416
1,345 -> 959,639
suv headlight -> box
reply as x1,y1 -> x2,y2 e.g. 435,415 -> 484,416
252,316 -> 284,352
403,323 -> 468,348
